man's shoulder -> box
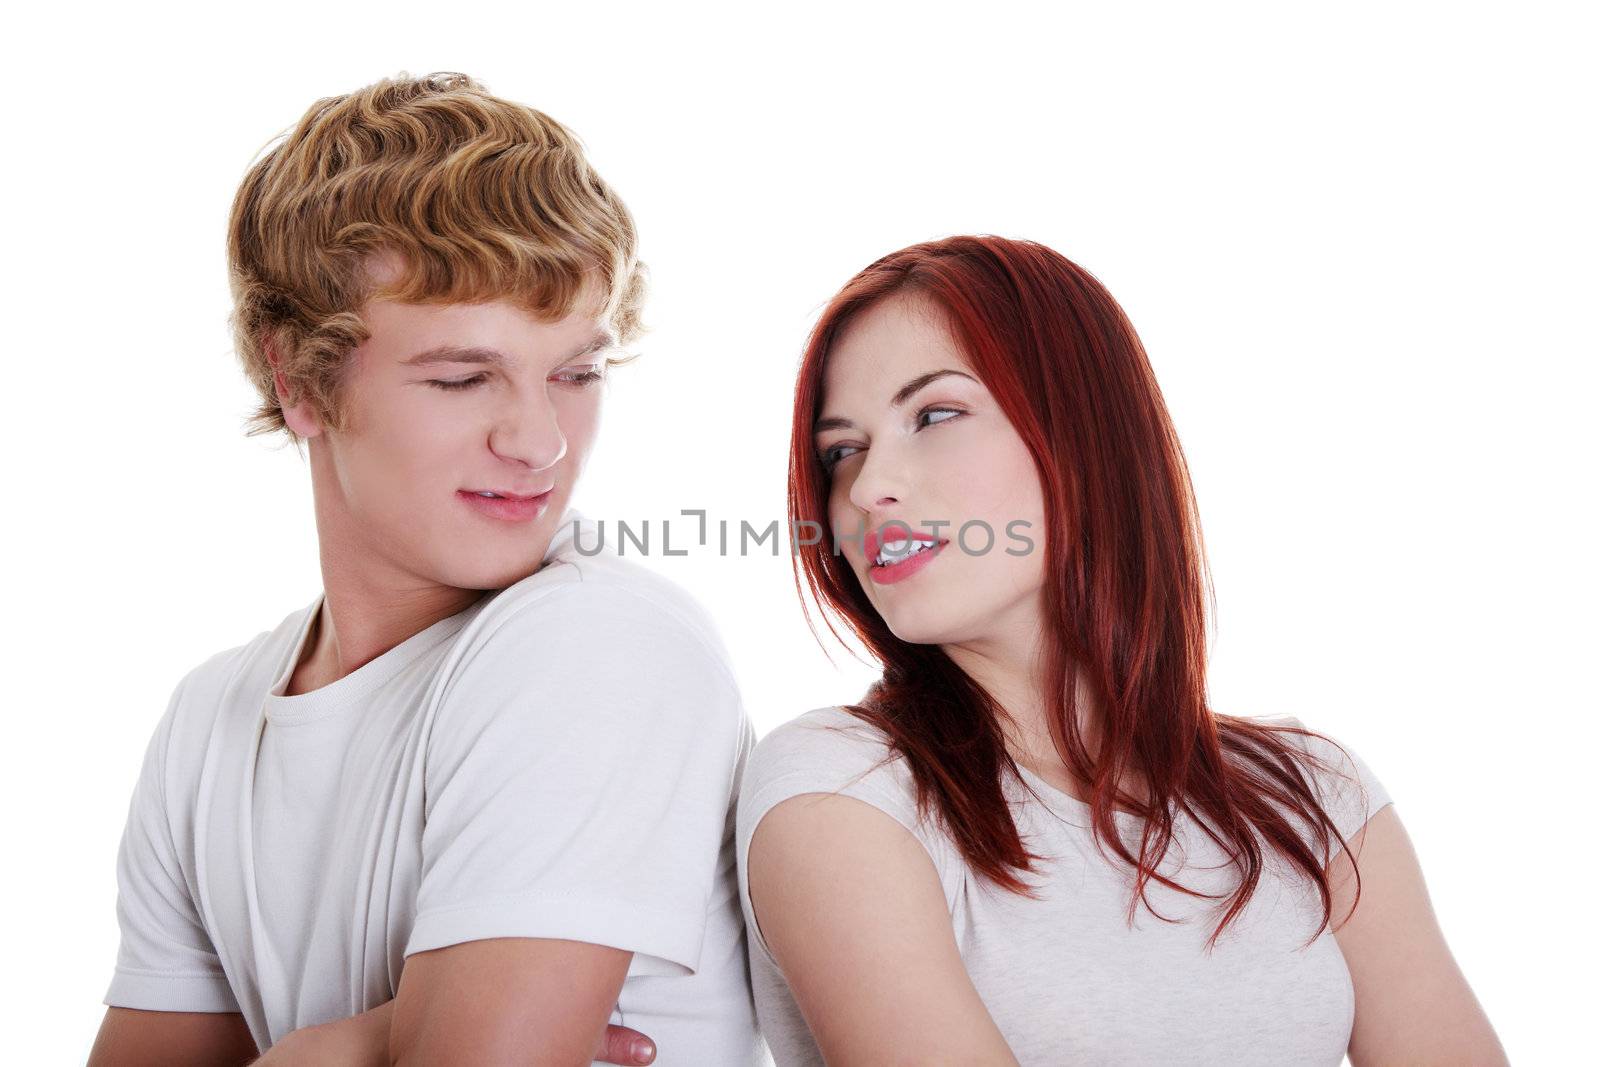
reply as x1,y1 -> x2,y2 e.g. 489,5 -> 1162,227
474,539 -> 735,681
139,605 -> 310,806
431,550 -> 751,770
162,601 -> 314,737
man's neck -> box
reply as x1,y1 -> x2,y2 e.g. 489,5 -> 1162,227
287,583 -> 486,697
286,442 -> 492,697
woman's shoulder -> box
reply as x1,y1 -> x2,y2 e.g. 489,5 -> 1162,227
738,705 -> 936,858
1255,713 -> 1395,847
736,707 -> 964,975
748,705 -> 899,773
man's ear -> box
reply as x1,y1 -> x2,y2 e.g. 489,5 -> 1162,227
263,333 -> 325,440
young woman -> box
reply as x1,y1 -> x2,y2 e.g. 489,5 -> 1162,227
736,236 -> 1507,1066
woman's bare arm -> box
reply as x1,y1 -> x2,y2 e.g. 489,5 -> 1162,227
748,792 -> 1020,1067
1330,805 -> 1509,1066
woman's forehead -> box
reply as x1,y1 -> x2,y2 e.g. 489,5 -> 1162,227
822,296 -> 972,404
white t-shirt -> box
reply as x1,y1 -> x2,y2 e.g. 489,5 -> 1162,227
104,507 -> 762,1065
736,705 -> 1393,1066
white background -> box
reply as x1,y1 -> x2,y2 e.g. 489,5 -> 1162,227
4,2 -> 1593,1063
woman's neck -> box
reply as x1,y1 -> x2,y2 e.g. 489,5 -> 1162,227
942,629 -> 1151,809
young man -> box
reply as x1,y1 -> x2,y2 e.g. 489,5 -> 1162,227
88,73 -> 761,1066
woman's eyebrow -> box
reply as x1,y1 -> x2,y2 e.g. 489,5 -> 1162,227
815,368 -> 978,432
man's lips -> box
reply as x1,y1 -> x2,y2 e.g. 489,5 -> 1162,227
462,486 -> 555,500
456,488 -> 553,524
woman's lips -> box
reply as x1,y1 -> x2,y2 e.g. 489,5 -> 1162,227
457,489 -> 552,523
863,526 -> 942,562
867,538 -> 948,585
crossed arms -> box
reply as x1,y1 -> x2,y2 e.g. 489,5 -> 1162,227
91,583 -> 744,1066
87,937 -> 653,1066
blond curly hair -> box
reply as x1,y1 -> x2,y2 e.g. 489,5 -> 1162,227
226,71 -> 646,442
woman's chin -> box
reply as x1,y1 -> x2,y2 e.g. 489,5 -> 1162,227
877,611 -> 961,647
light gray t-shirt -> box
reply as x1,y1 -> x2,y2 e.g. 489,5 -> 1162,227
104,508 -> 762,1065
736,705 -> 1393,1066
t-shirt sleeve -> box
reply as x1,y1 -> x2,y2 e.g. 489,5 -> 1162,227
1279,716 -> 1395,855
104,672 -> 242,1013
408,581 -> 749,978
734,707 -> 952,963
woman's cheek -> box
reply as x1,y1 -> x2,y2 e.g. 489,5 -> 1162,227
944,445 -> 1014,520
968,430 -> 1044,521
828,497 -> 859,562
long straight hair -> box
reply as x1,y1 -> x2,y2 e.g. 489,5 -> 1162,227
787,235 -> 1366,949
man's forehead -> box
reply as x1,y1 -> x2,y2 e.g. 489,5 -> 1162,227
398,329 -> 616,368
359,246 -> 613,326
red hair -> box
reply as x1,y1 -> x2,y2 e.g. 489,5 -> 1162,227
787,235 -> 1366,949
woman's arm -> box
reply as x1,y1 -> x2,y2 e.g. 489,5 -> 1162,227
747,792 -> 1020,1067
1330,805 -> 1509,1066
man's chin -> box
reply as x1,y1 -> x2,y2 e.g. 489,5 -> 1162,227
432,556 -> 546,592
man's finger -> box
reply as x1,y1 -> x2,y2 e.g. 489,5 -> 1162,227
597,1022 -> 657,1065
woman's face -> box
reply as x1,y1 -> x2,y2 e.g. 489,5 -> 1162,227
814,292 -> 1049,648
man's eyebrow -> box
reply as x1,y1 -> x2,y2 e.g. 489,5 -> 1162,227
400,332 -> 617,368
814,369 -> 978,433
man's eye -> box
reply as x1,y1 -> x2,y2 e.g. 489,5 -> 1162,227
556,367 -> 604,386
429,374 -> 487,391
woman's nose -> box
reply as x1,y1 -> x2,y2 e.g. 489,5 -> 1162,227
846,445 -> 906,515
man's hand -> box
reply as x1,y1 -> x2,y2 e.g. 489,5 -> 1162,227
254,999 -> 659,1065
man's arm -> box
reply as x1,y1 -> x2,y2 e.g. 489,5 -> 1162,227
748,792 -> 1020,1066
386,938 -> 634,1066
94,672 -> 255,1065
257,996 -> 659,1066
87,1007 -> 258,1067
1330,805 -> 1509,1066
388,583 -> 747,1063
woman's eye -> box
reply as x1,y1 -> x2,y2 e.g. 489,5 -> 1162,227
917,407 -> 964,429
428,374 -> 487,391
817,409 -> 962,469
818,444 -> 861,471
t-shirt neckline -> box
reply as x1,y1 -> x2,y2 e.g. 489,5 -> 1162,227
257,503 -> 587,728
261,592 -> 485,726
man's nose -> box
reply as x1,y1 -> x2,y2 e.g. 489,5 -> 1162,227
488,394 -> 567,470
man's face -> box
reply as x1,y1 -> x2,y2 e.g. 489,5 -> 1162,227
297,280 -> 613,594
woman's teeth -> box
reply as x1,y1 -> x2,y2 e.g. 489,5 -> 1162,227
875,538 -> 937,567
